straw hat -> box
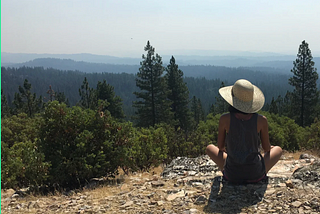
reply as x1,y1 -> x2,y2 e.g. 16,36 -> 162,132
219,79 -> 265,113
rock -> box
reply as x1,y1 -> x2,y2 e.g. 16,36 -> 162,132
11,194 -> 20,199
184,208 -> 198,214
192,182 -> 203,188
187,171 -> 197,176
293,160 -> 320,187
119,201 -> 133,208
194,195 -> 207,205
157,200 -> 164,206
285,180 -> 294,188
161,155 -> 218,179
166,190 -> 185,201
27,201 -> 40,209
151,181 -> 165,187
291,201 -> 302,208
300,153 -> 314,160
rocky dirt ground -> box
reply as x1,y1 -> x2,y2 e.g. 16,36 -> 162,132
1,151 -> 320,214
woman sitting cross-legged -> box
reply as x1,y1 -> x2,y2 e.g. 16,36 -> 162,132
206,79 -> 282,183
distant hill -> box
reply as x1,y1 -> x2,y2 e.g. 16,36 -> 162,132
2,52 -> 319,71
5,58 -> 140,74
1,52 -> 141,65
2,57 -> 294,80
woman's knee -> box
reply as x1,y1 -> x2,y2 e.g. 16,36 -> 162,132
272,146 -> 283,156
206,144 -> 217,154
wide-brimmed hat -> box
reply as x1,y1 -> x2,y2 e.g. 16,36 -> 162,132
219,79 -> 265,113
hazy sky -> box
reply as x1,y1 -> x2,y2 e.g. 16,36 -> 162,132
2,0 -> 320,57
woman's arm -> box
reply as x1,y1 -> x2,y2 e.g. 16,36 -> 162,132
258,115 -> 271,152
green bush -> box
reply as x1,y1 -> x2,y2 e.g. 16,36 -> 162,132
186,113 -> 220,157
127,126 -> 168,171
39,101 -> 121,188
262,111 -> 304,151
303,118 -> 320,150
1,141 -> 50,189
155,124 -> 191,162
1,113 -> 42,147
1,114 -> 49,189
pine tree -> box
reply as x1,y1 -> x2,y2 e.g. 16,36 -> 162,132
78,77 -> 97,109
275,95 -> 283,116
46,85 -> 55,102
96,80 -> 125,119
165,56 -> 191,130
191,96 -> 205,127
133,41 -> 172,127
1,89 -> 11,117
269,97 -> 278,114
12,79 -> 43,117
55,91 -> 70,106
280,91 -> 293,118
209,104 -> 215,115
214,82 -> 229,114
289,40 -> 319,127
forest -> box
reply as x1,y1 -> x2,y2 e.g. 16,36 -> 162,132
1,65 -> 293,118
1,40 -> 320,192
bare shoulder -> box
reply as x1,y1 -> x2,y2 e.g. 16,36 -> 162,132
257,114 -> 268,121
220,113 -> 230,122
257,114 -> 268,128
219,113 -> 230,131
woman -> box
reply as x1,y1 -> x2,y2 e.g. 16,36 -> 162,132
206,79 -> 282,183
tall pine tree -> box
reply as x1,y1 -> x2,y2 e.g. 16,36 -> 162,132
13,79 -> 43,117
133,41 -> 172,127
289,40 -> 319,127
165,56 -> 191,130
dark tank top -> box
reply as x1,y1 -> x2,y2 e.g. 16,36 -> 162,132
224,113 -> 266,183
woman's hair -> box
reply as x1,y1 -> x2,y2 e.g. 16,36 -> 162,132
228,105 -> 249,115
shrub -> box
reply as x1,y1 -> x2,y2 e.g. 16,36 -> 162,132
127,126 -> 168,171
303,118 -> 320,150
262,111 -> 304,151
39,101 -> 120,188
1,114 -> 49,189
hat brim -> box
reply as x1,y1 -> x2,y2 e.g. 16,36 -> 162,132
219,85 -> 265,113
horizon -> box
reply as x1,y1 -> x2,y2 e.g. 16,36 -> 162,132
3,49 -> 320,58
2,0 -> 320,58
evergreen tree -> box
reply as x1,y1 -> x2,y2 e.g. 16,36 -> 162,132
191,96 -> 205,127
280,91 -> 294,118
96,80 -> 125,119
46,85 -> 55,102
209,104 -> 215,115
269,97 -> 278,114
165,56 -> 191,130
289,40 -> 319,127
214,82 -> 229,114
1,89 -> 11,117
78,77 -> 97,109
275,95 -> 283,116
133,41 -> 172,127
12,79 -> 43,117
55,91 -> 70,106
